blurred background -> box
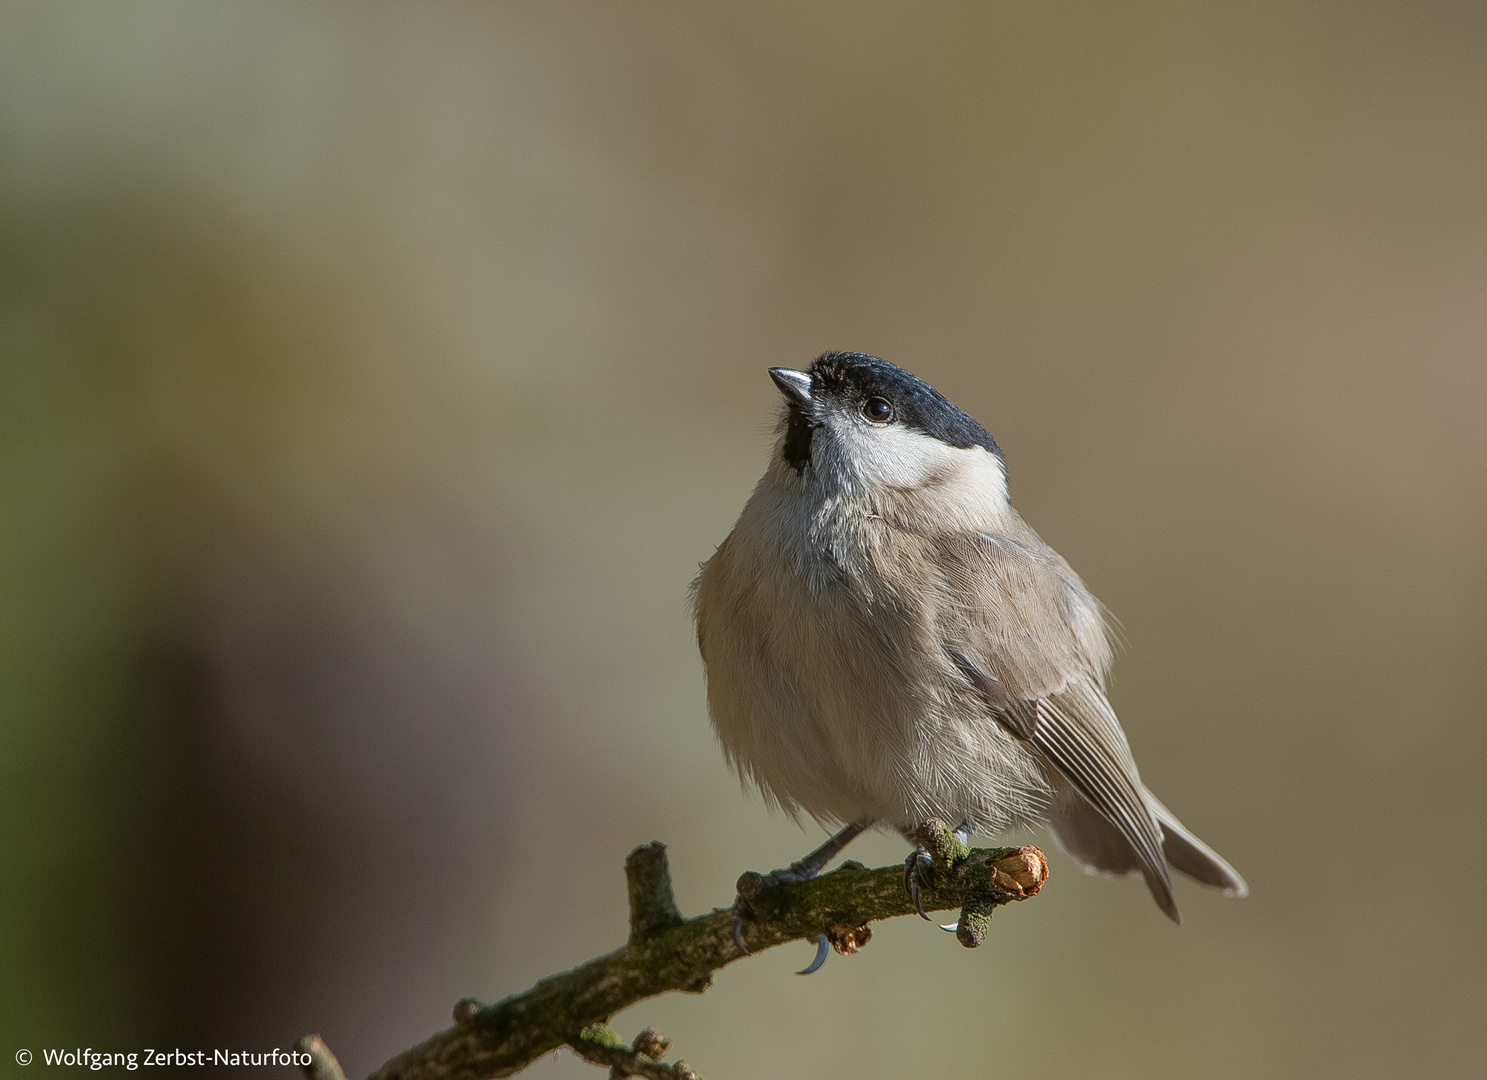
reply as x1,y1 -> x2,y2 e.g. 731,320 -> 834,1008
2,2 -> 1485,1077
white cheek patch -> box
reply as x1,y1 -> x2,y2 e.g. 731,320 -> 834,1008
804,413 -> 1011,529
820,417 -> 959,488
822,411 -> 1003,483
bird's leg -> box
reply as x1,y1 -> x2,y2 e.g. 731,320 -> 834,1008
732,820 -> 871,969
903,818 -> 977,924
783,819 -> 872,880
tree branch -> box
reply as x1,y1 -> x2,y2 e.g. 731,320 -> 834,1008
296,1035 -> 349,1080
568,1024 -> 697,1079
300,820 -> 1047,1080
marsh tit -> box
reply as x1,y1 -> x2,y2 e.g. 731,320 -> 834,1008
693,352 -> 1245,958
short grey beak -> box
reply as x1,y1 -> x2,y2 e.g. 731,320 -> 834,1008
769,367 -> 813,408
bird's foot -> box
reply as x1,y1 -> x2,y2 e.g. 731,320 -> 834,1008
732,860 -> 815,951
728,868 -> 844,975
731,893 -> 752,954
731,821 -> 871,969
904,823 -> 969,930
732,863 -> 830,972
903,845 -> 935,921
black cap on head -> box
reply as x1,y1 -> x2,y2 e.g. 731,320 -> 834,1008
808,352 -> 1002,459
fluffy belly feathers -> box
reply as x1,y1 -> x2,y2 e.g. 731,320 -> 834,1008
695,526 -> 1050,834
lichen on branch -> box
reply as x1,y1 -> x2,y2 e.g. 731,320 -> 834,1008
300,821 -> 1046,1080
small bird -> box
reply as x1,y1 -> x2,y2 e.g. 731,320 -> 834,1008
693,352 -> 1245,966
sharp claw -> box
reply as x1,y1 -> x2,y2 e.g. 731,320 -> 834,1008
939,921 -> 959,932
903,846 -> 934,921
796,934 -> 830,975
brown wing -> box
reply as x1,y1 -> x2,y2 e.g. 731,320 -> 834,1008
937,529 -> 1179,922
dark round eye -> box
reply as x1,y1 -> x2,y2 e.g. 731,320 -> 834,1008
863,397 -> 894,423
